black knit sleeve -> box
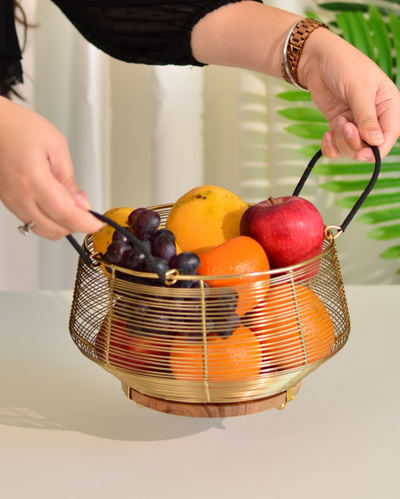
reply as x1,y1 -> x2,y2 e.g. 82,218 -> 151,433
0,0 -> 23,97
51,0 -> 264,66
0,0 -> 264,95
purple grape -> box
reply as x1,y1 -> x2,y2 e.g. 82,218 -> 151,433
128,208 -> 148,230
152,235 -> 176,265
127,311 -> 172,337
125,247 -> 146,271
170,252 -> 200,274
105,241 -> 131,266
205,288 -> 238,316
182,314 -> 215,342
190,280 -> 210,289
141,238 -> 152,254
172,275 -> 196,289
133,210 -> 161,240
147,256 -> 169,276
112,229 -> 132,244
150,228 -> 175,249
114,299 -> 150,321
215,312 -> 241,339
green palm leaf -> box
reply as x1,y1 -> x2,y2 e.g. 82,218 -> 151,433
298,145 -> 322,157
336,192 -> 400,209
367,224 -> 400,240
318,3 -> 369,12
276,91 -> 313,102
389,13 -> 400,88
321,178 -> 400,192
278,108 -> 327,122
380,246 -> 400,259
357,207 -> 400,224
284,124 -> 330,139
369,5 -> 393,78
313,161 -> 400,176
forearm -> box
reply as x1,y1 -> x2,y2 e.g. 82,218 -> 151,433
191,2 -> 302,79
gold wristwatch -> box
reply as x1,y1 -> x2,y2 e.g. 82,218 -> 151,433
282,18 -> 330,91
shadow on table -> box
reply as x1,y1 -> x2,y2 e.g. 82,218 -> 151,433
0,292 -> 227,442
0,372 -> 227,441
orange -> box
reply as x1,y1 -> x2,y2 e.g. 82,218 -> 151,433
165,185 -> 248,255
169,326 -> 262,381
175,241 -> 183,255
198,236 -> 270,316
246,284 -> 335,370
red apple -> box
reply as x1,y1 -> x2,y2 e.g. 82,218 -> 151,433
95,316 -> 169,373
240,196 -> 324,270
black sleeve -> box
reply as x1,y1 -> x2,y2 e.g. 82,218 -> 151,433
51,0 -> 264,66
0,0 -> 23,97
0,0 -> 264,96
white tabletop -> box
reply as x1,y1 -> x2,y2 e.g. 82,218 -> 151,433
1,286 -> 399,499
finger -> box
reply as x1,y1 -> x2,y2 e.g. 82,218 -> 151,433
16,168 -> 105,239
345,88 -> 385,148
74,190 -> 92,210
17,205 -> 78,240
47,136 -> 81,197
321,131 -> 342,159
36,174 -> 105,235
333,122 -> 374,161
369,103 -> 400,159
330,115 -> 350,130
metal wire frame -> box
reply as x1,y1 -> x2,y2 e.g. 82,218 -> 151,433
69,205 -> 350,404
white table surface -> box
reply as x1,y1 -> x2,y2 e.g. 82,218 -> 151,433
0,286 -> 399,499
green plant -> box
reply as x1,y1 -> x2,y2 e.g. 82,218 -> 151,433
277,1 -> 400,273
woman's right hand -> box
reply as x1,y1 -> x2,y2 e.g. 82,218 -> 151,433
0,97 -> 105,240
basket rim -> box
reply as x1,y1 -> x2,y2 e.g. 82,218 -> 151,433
84,229 -> 335,283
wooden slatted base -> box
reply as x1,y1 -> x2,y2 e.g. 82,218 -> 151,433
121,381 -> 302,418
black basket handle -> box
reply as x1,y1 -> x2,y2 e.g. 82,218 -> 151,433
292,144 -> 381,234
66,212 -> 166,283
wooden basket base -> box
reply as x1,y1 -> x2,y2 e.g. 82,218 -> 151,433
121,381 -> 302,418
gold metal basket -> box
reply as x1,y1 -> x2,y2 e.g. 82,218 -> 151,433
68,147 -> 381,417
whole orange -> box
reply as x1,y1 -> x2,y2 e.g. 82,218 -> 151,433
169,326 -> 262,381
197,236 -> 270,316
246,284 -> 335,370
165,185 -> 248,255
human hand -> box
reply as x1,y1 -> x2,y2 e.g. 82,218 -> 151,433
298,28 -> 400,161
0,97 -> 105,240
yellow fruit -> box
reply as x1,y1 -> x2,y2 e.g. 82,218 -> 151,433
92,207 -> 133,274
175,242 -> 183,255
165,185 -> 248,255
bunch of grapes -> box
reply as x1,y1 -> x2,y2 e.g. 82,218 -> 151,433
104,207 -> 200,286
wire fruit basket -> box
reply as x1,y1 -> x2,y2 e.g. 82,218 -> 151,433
68,147 -> 380,417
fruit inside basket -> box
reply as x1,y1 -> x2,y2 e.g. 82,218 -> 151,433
68,147 -> 380,417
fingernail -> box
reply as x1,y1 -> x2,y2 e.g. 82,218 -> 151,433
337,116 -> 349,127
76,192 -> 92,210
324,131 -> 333,145
343,123 -> 353,139
358,150 -> 373,161
368,130 -> 384,145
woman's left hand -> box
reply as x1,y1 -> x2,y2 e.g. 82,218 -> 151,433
299,28 -> 400,162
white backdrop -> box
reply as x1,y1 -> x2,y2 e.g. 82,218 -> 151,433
1,0 -> 399,291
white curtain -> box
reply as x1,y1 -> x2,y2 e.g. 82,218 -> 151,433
1,0 -> 399,291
